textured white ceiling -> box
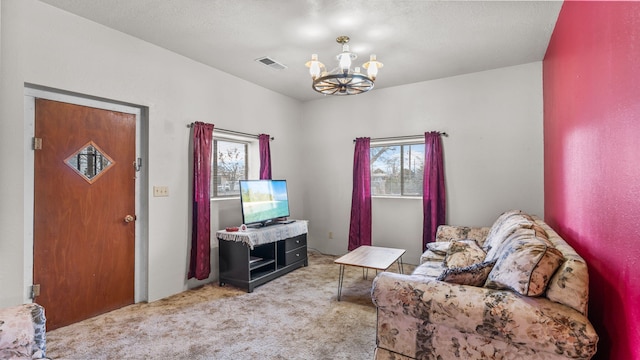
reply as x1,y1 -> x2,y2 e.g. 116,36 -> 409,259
37,0 -> 563,102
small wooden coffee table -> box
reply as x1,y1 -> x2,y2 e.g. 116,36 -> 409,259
334,245 -> 406,301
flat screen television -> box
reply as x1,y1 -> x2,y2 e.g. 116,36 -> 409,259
239,179 -> 290,227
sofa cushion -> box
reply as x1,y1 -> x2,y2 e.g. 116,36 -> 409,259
437,260 -> 496,286
532,223 -> 549,239
412,261 -> 445,278
443,240 -> 486,268
485,229 -> 564,296
483,210 -> 525,248
434,225 -> 490,245
483,211 -> 537,262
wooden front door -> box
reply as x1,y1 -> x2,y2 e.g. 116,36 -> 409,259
33,99 -> 136,330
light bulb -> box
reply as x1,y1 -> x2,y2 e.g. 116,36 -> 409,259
367,63 -> 378,79
338,53 -> 351,73
363,54 -> 382,81
306,54 -> 322,80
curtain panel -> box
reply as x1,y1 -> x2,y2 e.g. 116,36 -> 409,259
188,122 -> 214,280
422,131 -> 446,251
348,137 -> 372,251
259,134 -> 272,180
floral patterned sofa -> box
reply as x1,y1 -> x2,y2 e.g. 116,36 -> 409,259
0,303 -> 47,359
371,210 -> 599,360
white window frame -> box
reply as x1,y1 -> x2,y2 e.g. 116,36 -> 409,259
211,133 -> 259,200
370,137 -> 424,199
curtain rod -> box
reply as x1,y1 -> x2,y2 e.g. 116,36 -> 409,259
187,123 -> 274,140
353,132 -> 448,143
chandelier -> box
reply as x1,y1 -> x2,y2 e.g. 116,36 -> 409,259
305,36 -> 383,96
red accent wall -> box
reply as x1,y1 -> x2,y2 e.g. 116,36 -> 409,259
543,2 -> 640,359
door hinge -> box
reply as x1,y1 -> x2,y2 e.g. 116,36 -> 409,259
33,137 -> 42,150
134,157 -> 142,172
31,284 -> 41,299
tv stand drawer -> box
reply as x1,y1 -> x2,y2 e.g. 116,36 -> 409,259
282,234 -> 307,252
280,246 -> 307,266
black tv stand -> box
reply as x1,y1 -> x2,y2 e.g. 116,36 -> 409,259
217,221 -> 308,292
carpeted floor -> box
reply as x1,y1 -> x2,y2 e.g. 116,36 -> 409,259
46,250 -> 413,359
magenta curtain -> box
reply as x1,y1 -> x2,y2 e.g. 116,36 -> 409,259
348,137 -> 372,251
259,134 -> 272,180
423,131 -> 446,251
188,122 -> 214,280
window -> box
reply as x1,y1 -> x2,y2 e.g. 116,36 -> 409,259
370,143 -> 424,196
211,139 -> 248,197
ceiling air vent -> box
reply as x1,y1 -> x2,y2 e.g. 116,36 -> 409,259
255,56 -> 287,71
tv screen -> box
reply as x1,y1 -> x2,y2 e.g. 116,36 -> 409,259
239,180 -> 290,226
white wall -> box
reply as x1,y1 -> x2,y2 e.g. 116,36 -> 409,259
301,63 -> 544,264
0,0 -> 303,307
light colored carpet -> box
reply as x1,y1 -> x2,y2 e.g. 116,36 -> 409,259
46,250 -> 413,359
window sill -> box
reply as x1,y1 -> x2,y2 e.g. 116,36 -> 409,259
211,197 -> 240,202
372,195 -> 422,200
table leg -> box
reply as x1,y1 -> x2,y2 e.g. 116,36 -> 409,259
398,256 -> 404,274
337,264 -> 345,301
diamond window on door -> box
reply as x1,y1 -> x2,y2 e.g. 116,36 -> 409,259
65,141 -> 115,184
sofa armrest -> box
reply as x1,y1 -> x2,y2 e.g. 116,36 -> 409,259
435,225 -> 490,245
0,304 -> 47,359
371,272 -> 598,359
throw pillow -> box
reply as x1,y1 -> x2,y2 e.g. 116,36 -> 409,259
485,233 -> 565,297
437,260 -> 497,286
426,241 -> 452,256
443,240 -> 486,268
420,250 -> 446,264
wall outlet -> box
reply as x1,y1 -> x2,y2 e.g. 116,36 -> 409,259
153,186 -> 169,197
329,231 -> 334,239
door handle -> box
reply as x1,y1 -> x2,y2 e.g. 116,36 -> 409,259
124,215 -> 136,223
